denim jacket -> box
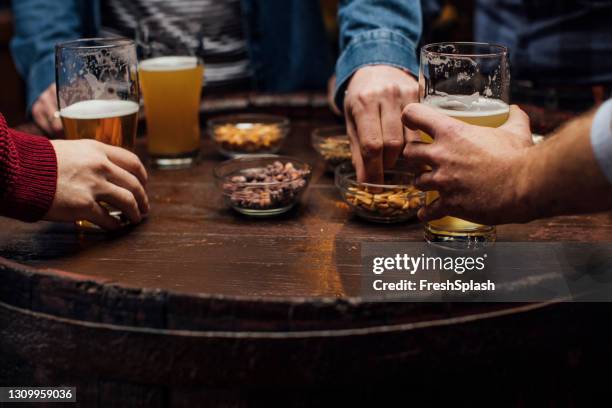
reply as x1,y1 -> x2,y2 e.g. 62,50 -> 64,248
335,0 -> 422,108
11,0 -> 421,113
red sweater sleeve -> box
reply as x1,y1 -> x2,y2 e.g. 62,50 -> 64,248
0,114 -> 58,222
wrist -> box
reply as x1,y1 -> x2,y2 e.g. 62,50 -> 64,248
0,130 -> 58,222
512,146 -> 541,223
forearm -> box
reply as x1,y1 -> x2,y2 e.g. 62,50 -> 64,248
520,109 -> 612,220
0,115 -> 57,222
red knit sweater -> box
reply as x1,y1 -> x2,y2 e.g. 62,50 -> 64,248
0,114 -> 57,222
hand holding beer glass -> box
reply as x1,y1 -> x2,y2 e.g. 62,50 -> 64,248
56,38 -> 143,229
418,43 -> 510,246
137,17 -> 204,169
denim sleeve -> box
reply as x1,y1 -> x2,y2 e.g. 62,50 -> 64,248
10,0 -> 85,113
591,99 -> 612,184
334,0 -> 422,109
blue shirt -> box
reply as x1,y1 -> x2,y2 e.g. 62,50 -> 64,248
475,0 -> 612,86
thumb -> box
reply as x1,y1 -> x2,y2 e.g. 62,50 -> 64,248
500,105 -> 532,141
418,196 -> 448,222
402,103 -> 457,140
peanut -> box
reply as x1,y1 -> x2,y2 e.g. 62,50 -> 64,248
345,185 -> 422,220
214,123 -> 282,153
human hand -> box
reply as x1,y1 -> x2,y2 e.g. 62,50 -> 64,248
401,103 -> 535,225
44,139 -> 149,230
327,75 -> 342,116
32,83 -> 62,136
344,65 -> 419,183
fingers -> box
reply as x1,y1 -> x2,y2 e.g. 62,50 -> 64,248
501,105 -> 530,134
32,100 -> 53,135
46,84 -> 62,134
402,140 -> 438,167
380,99 -> 404,170
96,184 -> 143,224
500,105 -> 534,147
32,85 -> 62,136
414,170 -> 439,191
101,143 -> 148,186
402,103 -> 460,139
346,118 -> 366,182
352,108 -> 384,184
327,75 -> 342,116
85,202 -> 122,231
418,196 -> 449,222
106,161 -> 149,215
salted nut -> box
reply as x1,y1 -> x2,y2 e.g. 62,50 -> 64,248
346,186 -> 422,217
223,161 -> 308,210
214,123 -> 282,153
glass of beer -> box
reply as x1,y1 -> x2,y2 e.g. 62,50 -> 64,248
56,38 -> 140,229
419,42 -> 510,246
136,17 -> 204,169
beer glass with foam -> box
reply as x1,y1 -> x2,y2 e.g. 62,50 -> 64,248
419,43 -> 510,246
55,38 -> 140,229
136,17 -> 204,169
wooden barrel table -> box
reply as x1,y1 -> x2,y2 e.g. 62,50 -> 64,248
1,94 -> 610,406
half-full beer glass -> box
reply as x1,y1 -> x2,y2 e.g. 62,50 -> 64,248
56,38 -> 139,229
137,17 -> 204,169
419,42 -> 510,246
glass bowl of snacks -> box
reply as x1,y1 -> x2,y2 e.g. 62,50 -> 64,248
311,126 -> 352,172
335,162 -> 424,223
208,114 -> 289,157
214,155 -> 312,217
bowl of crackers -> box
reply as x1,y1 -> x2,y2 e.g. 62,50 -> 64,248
335,162 -> 424,223
208,114 -> 289,158
311,126 -> 352,172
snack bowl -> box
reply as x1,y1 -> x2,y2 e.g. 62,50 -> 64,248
335,162 -> 424,223
208,114 -> 290,158
311,126 -> 351,172
214,155 -> 312,217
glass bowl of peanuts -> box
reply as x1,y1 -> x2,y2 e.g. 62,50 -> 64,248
208,114 -> 290,158
335,162 -> 425,223
214,155 -> 312,217
311,126 -> 352,172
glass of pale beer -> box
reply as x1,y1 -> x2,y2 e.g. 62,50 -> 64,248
56,38 -> 140,229
419,42 -> 510,246
136,17 -> 204,169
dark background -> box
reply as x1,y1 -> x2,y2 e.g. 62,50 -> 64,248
0,0 -> 473,127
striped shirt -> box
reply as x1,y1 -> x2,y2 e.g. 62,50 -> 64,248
100,0 -> 253,89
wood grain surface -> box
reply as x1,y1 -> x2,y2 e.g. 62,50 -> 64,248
1,96 -> 611,406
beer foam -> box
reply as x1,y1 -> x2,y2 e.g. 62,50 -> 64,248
60,100 -> 139,119
424,95 -> 509,117
139,56 -> 199,72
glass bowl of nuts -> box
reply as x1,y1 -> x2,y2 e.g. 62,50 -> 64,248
208,114 -> 290,158
335,162 -> 424,223
214,155 -> 312,217
311,126 -> 352,172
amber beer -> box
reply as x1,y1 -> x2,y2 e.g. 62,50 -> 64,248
422,95 -> 510,238
61,100 -> 139,148
60,100 -> 140,228
139,56 -> 204,168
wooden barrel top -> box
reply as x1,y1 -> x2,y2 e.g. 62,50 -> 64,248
1,95 -> 611,404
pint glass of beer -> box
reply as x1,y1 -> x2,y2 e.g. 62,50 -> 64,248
136,17 -> 204,169
419,42 -> 510,246
56,38 -> 140,229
